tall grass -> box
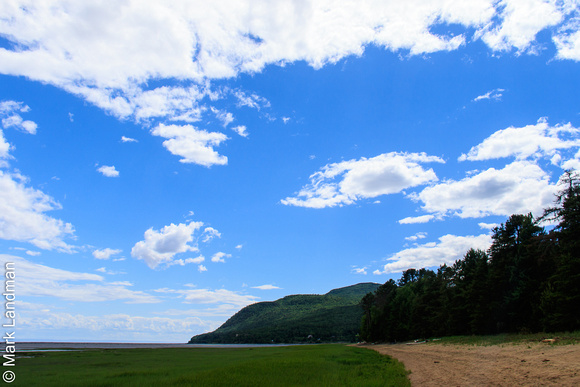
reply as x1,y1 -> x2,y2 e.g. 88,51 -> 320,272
14,344 -> 409,386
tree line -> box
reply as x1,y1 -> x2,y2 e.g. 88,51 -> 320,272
360,171 -> 580,342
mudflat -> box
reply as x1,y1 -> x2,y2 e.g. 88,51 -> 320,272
360,342 -> 580,386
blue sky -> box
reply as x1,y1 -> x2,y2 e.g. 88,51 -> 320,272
1,1 -> 580,342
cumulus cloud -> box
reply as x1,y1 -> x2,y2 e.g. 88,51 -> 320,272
151,124 -> 228,167
477,0 -> 565,53
131,221 -> 204,269
0,100 -> 38,134
411,161 -> 558,219
92,248 -> 122,260
459,119 -> 580,162
97,165 -> 120,177
374,234 -> 493,274
0,170 -> 75,251
0,100 -> 38,164
555,19 -> 580,60
282,152 -> 444,208
0,254 -> 158,303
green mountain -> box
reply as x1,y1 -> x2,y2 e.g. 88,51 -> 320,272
188,282 -> 381,344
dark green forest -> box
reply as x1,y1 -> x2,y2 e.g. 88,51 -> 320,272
360,171 -> 580,343
189,283 -> 380,344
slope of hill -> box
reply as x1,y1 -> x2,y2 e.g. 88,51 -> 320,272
188,282 -> 380,344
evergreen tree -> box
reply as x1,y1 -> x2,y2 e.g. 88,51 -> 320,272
540,170 -> 580,331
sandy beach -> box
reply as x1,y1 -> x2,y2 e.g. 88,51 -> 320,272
361,342 -> 580,386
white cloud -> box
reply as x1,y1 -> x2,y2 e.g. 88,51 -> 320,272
156,304 -> 238,317
92,248 -> 122,260
282,152 -> 444,208
211,107 -> 235,127
477,0 -> 564,53
198,265 -> 208,273
351,267 -> 368,275
412,161 -> 558,219
405,232 -> 428,241
233,90 -> 270,110
151,124 -> 228,167
121,136 -> 138,143
131,221 -> 204,269
0,129 -> 10,163
201,227 -> 221,243
211,252 -> 231,263
235,244 -> 243,250
0,0 -> 577,128
0,170 -> 75,251
459,119 -> 580,162
398,214 -> 436,224
167,256 -> 205,267
478,222 -> 499,230
232,125 -> 248,138
0,254 -> 158,303
0,100 -> 37,134
251,284 -> 281,290
473,88 -> 505,102
155,287 -> 258,308
375,234 -> 492,274
19,310 -> 218,342
97,165 -> 120,177
554,18 -> 580,60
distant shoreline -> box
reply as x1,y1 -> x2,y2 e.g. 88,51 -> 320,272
18,342 -> 299,351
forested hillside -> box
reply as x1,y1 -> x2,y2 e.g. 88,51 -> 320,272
361,171 -> 580,342
189,283 -> 380,344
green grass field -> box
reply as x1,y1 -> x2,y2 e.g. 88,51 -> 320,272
13,344 -> 410,386
433,330 -> 580,346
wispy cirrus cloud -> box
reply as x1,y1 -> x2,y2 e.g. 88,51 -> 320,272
0,171 -> 75,252
0,254 -> 158,303
155,287 -> 258,309
473,88 -> 505,102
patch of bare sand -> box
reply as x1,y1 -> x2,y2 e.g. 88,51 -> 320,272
360,342 -> 580,386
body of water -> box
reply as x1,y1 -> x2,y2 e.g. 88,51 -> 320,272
18,342 -> 297,351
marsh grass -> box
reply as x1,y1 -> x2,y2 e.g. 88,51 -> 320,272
434,330 -> 580,347
14,344 -> 409,386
